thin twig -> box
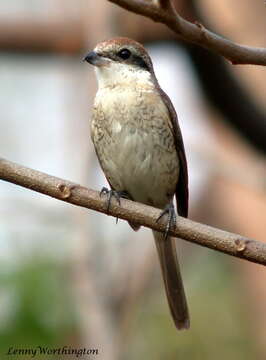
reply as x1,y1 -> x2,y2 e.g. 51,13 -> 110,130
108,0 -> 266,66
0,157 -> 265,265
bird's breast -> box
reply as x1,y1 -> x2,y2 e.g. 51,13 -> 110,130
91,85 -> 179,208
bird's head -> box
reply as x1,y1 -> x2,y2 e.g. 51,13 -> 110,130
83,37 -> 155,88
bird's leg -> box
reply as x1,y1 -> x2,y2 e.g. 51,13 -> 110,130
100,187 -> 120,212
156,202 -> 176,240
100,187 -> 130,214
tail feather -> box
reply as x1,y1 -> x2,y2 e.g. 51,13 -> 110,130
153,230 -> 189,330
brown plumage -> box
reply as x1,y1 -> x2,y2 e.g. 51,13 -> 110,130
84,37 -> 189,330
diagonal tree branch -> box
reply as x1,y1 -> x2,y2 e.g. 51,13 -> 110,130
1,157 -> 266,266
108,0 -> 266,66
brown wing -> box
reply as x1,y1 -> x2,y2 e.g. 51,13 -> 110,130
157,86 -> 189,218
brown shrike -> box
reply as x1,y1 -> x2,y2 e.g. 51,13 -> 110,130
84,37 -> 189,330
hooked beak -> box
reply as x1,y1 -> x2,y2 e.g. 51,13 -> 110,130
82,51 -> 110,67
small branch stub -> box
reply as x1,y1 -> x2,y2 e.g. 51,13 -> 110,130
235,238 -> 247,252
57,183 -> 76,199
194,21 -> 208,40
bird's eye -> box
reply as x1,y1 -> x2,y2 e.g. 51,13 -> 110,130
117,48 -> 131,60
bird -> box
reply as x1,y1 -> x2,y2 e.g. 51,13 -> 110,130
83,37 -> 189,330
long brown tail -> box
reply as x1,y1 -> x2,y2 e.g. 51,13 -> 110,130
153,231 -> 190,330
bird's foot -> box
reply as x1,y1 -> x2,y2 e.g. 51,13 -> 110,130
156,203 -> 176,240
100,187 -> 129,215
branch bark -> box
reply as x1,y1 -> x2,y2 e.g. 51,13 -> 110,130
1,157 -> 266,265
108,0 -> 266,66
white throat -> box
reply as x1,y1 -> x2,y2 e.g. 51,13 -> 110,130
95,62 -> 154,89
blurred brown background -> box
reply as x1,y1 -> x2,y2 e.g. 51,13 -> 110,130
0,0 -> 265,359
